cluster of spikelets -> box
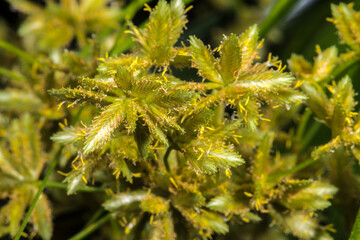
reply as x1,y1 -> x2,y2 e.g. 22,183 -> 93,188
1,0 -> 360,239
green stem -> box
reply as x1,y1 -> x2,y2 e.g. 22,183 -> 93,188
268,158 -> 317,181
14,146 -> 64,240
118,0 -> 151,21
295,108 -> 312,143
259,0 -> 300,37
109,0 -> 150,56
15,106 -> 84,239
33,180 -> 105,193
85,209 -> 105,227
301,121 -> 322,151
69,213 -> 112,240
0,67 -> 26,83
332,54 -> 360,79
71,106 -> 85,125
349,207 -> 360,240
0,40 -> 34,63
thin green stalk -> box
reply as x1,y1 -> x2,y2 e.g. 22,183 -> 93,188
349,207 -> 360,240
69,213 -> 112,240
34,181 -> 105,193
85,209 -> 105,227
118,0 -> 151,20
300,121 -> 322,151
71,106 -> 85,125
259,0 -> 300,37
15,106 -> 84,239
109,0 -> 151,55
295,108 -> 312,143
14,146 -> 64,240
0,40 -> 34,63
268,158 -> 317,181
332,54 -> 360,79
0,67 -> 26,83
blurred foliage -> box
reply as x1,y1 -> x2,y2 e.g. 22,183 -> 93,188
1,0 -> 360,240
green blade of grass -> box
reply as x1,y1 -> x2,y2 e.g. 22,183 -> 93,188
268,158 -> 317,181
14,146 -> 64,240
0,40 -> 34,64
349,208 -> 360,240
69,213 -> 112,240
259,0 -> 300,37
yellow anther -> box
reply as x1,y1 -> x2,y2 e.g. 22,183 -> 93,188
72,156 -> 79,163
239,103 -> 245,112
228,99 -> 236,105
57,101 -> 65,111
325,224 -> 336,233
245,96 -> 250,106
199,126 -> 205,135
326,17 -> 335,23
143,3 -> 151,12
21,232 -> 29,238
244,192 -> 253,197
185,5 -> 193,13
207,143 -> 212,153
326,85 -> 335,94
170,177 -> 178,188
82,175 -> 88,184
294,80 -> 304,88
59,122 -> 65,130
130,57 -> 138,69
225,169 -> 232,178
242,217 -> 250,223
258,39 -> 264,48
57,170 -> 70,177
133,173 -> 142,178
67,102 -> 76,108
72,164 -> 78,170
125,225 -> 131,234
80,121 -> 87,128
